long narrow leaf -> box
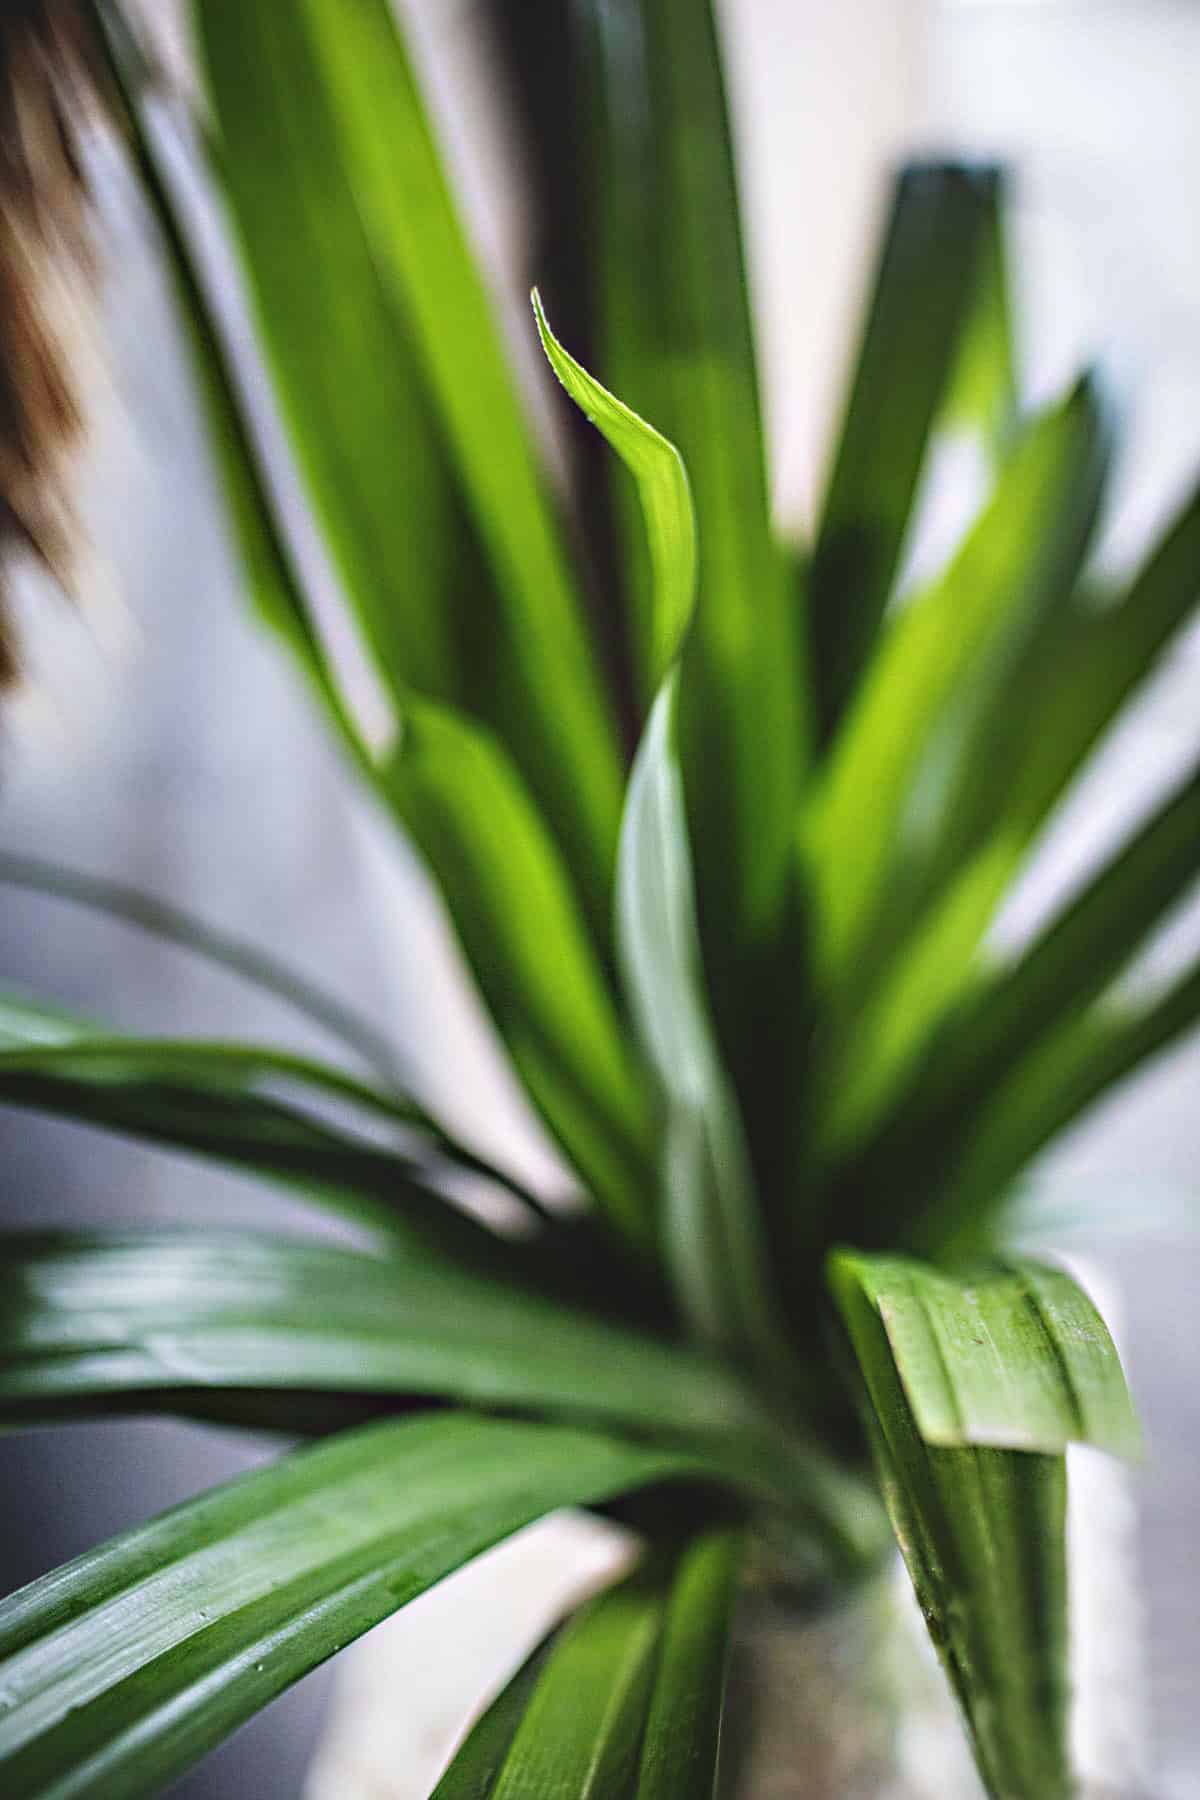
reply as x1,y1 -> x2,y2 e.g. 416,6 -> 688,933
253,0 -> 625,931
808,164 -> 1011,740
0,1413 -> 706,1800
946,957 -> 1200,1242
634,1529 -> 741,1800
382,699 -> 656,1255
581,0 -> 806,1037
616,681 -> 794,1381
0,852 -> 399,1079
90,1 -> 366,764
0,995 -> 540,1265
963,473 -> 1200,860
0,1230 -> 828,1513
488,1565 -> 666,1799
0,993 -> 537,1213
806,376 -> 1108,983
430,1640 -> 556,1800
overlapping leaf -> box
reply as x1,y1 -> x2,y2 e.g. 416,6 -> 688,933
828,1254 -> 1076,1799
806,376 -> 1108,987
0,1230 -> 809,1498
828,1251 -> 1139,1457
808,164 -> 1014,740
578,0 -> 806,1085
197,0 -> 625,932
0,1414 -> 707,1800
432,1532 -> 740,1800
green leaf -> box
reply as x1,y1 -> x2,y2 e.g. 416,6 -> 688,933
430,1640 -> 555,1800
828,1251 -> 1140,1458
971,474 -> 1200,856
0,994 -> 539,1263
486,1564 -> 666,1799
0,1413 -> 705,1800
828,1258 -> 1072,1800
433,1531 -> 741,1800
532,290 -> 697,689
581,0 -> 807,1044
0,853 -> 399,1079
382,699 -> 656,1255
616,680 -> 792,1378
0,1230 -> 817,1500
806,376 -> 1108,984
634,1529 -> 741,1800
842,753 -> 1200,1252
91,1 -> 367,765
204,0 -> 625,934
945,956 -> 1200,1240
808,164 -> 1012,741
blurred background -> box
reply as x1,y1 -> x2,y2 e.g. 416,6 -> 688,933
0,1 -> 1196,1794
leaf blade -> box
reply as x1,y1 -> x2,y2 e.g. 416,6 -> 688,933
829,1250 -> 1139,1458
0,1414 -> 704,1800
532,289 -> 697,688
808,163 -> 1012,739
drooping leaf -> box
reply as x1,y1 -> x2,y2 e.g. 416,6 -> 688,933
634,1529 -> 741,1800
0,852 -> 399,1079
0,1229 -> 834,1517
827,1251 -> 1139,1458
533,289 -> 696,689
382,699 -> 657,1256
828,1257 -> 1073,1800
616,680 -> 794,1382
808,164 -> 1012,741
806,376 -> 1108,985
0,994 -> 542,1263
0,1413 -> 707,1800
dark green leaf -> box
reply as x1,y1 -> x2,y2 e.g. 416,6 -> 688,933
430,1640 -> 555,1800
635,1529 -> 741,1800
0,994 -> 539,1263
203,0 -> 625,933
828,1251 -> 1139,1458
0,1413 -> 705,1800
977,474 -> 1200,855
947,957 -> 1200,1240
0,1230 -> 821,1504
382,699 -> 656,1255
808,164 -> 1012,740
91,1 -> 367,764
580,0 -> 807,1059
0,852 -> 400,1079
829,1259 -> 1072,1800
486,1564 -> 666,1798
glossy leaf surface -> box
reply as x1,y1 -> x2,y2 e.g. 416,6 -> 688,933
829,1258 -> 1072,1799
828,1251 -> 1139,1457
0,1414 -> 703,1800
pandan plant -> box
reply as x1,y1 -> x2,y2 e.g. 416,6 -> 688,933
0,1 -> 1197,1794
